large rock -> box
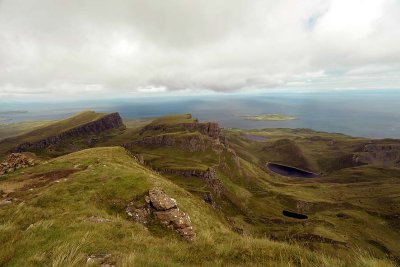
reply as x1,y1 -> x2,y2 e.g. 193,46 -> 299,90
148,187 -> 177,211
126,187 -> 196,242
0,153 -> 35,175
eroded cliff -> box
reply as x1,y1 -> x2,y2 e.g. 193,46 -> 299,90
12,112 -> 125,152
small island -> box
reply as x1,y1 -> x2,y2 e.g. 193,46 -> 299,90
243,114 -> 296,121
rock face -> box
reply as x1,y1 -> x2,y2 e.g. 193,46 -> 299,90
124,131 -> 224,153
0,153 -> 35,175
182,122 -> 221,139
140,120 -> 221,140
126,188 -> 195,242
161,167 -> 225,197
13,113 -> 124,152
126,118 -> 224,153
353,143 -> 400,167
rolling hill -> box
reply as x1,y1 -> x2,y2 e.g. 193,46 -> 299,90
0,111 -> 399,266
0,111 -> 125,158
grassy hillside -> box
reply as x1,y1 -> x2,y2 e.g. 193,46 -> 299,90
1,113 -> 400,265
0,147 -> 394,266
0,121 -> 55,141
94,118 -> 400,262
0,111 -> 118,158
225,128 -> 367,173
147,114 -> 195,126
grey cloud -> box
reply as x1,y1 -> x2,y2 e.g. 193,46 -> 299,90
0,0 -> 399,98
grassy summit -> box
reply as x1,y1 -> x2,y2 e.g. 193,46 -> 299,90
147,114 -> 195,126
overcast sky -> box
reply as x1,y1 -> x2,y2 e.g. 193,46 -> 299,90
0,0 -> 399,99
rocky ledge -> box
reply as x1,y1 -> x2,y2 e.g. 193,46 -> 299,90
353,143 -> 400,167
13,113 -> 125,152
161,167 -> 225,198
126,187 -> 196,242
0,153 -> 35,175
140,116 -> 221,140
123,133 -> 225,153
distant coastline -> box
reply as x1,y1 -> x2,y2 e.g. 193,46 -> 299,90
0,110 -> 28,115
243,114 -> 297,121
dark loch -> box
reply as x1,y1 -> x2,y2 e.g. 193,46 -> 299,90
282,210 -> 308,219
267,162 -> 320,178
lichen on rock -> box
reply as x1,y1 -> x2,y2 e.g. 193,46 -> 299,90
126,187 -> 196,242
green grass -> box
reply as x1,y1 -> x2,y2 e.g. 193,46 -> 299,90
122,118 -> 153,129
1,113 -> 399,265
222,128 -> 400,258
0,147 -> 395,266
146,114 -> 195,126
0,111 -> 111,156
0,120 -> 55,141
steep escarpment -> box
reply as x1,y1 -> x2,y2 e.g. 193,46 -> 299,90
139,114 -> 221,139
10,112 -> 125,153
124,114 -> 227,153
161,167 -> 225,198
122,115 -> 238,210
129,154 -> 226,199
353,142 -> 400,167
123,132 -> 225,153
181,122 -> 221,139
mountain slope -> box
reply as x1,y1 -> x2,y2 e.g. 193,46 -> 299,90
0,111 -> 125,158
0,147 -> 393,266
0,113 -> 399,265
94,115 -> 400,261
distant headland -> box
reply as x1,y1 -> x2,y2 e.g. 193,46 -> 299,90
243,114 -> 297,121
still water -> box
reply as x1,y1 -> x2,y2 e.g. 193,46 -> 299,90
1,90 -> 400,139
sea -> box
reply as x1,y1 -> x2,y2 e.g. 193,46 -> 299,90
1,90 -> 400,139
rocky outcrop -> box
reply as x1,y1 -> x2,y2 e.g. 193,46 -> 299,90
123,133 -> 225,153
0,153 -> 35,175
181,122 -> 221,139
140,119 -> 221,140
124,116 -> 237,159
228,147 -> 240,167
161,167 -> 225,198
353,143 -> 400,167
86,254 -> 113,266
12,113 -> 124,152
126,188 -> 195,242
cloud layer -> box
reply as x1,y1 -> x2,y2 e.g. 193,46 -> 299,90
0,0 -> 399,98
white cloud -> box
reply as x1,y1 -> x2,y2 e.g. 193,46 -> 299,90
0,0 -> 399,98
